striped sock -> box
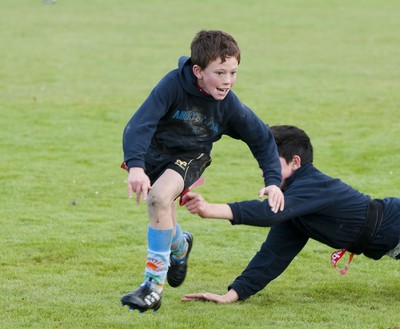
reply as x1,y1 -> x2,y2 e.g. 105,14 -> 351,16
170,223 -> 188,261
144,226 -> 173,286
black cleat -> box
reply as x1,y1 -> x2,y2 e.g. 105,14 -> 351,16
121,281 -> 162,313
167,232 -> 193,288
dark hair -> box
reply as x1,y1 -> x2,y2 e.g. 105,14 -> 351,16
270,125 -> 313,164
190,30 -> 241,69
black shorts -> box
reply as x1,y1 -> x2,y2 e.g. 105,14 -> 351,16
145,147 -> 211,191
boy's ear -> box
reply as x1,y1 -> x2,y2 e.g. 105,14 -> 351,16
192,65 -> 202,79
292,155 -> 301,169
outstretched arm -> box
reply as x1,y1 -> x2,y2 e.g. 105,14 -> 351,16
182,192 -> 233,220
182,222 -> 308,303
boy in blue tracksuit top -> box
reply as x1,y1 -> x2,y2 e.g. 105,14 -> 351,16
181,125 -> 400,304
120,30 -> 284,312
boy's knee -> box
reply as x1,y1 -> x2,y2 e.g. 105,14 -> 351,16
147,189 -> 173,210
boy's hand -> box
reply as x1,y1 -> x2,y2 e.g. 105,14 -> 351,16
183,192 -> 234,220
258,185 -> 284,213
182,289 -> 239,304
182,191 -> 209,217
127,167 -> 151,204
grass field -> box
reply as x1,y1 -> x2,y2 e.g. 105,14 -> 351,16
1,0 -> 400,328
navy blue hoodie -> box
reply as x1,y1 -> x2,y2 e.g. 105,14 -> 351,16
123,56 -> 281,187
228,163 -> 400,300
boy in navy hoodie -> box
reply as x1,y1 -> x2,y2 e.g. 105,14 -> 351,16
181,125 -> 400,304
121,30 -> 284,312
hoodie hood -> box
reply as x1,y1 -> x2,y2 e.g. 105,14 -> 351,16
178,56 -> 210,98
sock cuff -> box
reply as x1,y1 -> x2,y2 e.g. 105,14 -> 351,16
148,226 -> 173,251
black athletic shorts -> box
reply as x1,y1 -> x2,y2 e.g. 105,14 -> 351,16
144,146 -> 211,192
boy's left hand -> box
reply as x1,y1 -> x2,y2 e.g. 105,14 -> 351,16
182,289 -> 239,304
258,185 -> 284,213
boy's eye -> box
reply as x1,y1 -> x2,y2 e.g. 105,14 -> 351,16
215,71 -> 236,77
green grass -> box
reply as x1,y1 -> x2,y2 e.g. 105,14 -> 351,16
1,0 -> 400,328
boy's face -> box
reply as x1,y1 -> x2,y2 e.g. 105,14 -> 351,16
193,56 -> 238,100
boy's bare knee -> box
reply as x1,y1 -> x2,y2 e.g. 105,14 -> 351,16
147,190 -> 172,211
147,193 -> 159,208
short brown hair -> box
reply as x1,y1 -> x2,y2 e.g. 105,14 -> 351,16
190,30 -> 241,69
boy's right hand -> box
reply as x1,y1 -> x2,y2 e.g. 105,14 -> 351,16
183,192 -> 234,220
182,191 -> 209,217
127,167 -> 151,204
